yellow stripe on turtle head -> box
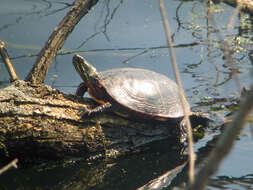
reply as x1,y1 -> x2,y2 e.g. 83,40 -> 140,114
72,54 -> 98,82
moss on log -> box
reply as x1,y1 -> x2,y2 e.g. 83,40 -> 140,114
0,80 -> 178,162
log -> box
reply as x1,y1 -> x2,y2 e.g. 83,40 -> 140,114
0,80 -> 180,162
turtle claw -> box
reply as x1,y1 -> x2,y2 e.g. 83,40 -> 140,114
80,103 -> 113,119
81,110 -> 90,119
80,109 -> 93,119
76,107 -> 91,119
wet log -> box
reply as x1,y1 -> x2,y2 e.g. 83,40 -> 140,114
0,80 -> 178,162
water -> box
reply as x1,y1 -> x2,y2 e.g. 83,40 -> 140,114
0,0 -> 252,189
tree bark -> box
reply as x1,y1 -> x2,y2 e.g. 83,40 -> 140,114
25,0 -> 99,84
0,80 -> 178,162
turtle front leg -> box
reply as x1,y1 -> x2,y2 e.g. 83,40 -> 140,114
81,102 -> 113,118
76,82 -> 88,97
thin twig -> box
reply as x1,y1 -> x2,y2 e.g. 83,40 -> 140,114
159,0 -> 195,184
0,158 -> 18,175
206,0 -> 242,92
0,41 -> 19,82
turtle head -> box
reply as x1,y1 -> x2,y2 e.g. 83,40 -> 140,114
72,54 -> 98,82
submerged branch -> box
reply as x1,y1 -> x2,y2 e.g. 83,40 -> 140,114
137,162 -> 187,190
0,158 -> 18,175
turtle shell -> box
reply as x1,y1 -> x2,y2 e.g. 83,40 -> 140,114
97,68 -> 190,119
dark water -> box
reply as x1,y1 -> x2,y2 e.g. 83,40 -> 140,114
0,0 -> 253,189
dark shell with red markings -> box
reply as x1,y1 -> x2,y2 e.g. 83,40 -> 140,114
97,68 -> 190,119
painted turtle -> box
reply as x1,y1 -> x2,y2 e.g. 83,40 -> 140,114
73,54 -> 196,142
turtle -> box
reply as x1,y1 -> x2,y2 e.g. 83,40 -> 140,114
72,54 -> 208,142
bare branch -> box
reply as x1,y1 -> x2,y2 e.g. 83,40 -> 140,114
0,41 -> 19,82
25,0 -> 99,84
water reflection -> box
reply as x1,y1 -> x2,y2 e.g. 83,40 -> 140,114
0,140 -> 187,190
